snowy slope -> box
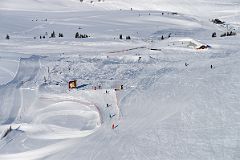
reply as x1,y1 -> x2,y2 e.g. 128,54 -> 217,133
1,0 -> 240,17
99,0 -> 240,17
0,0 -> 240,160
0,0 -> 95,11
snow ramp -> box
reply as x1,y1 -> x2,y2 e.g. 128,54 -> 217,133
0,56 -> 40,124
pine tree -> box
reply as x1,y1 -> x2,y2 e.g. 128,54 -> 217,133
51,31 -> 56,38
168,33 -> 171,38
59,33 -> 64,37
126,36 -> 131,40
75,32 -> 79,38
212,32 -> 217,38
5,34 -> 10,40
119,34 -> 123,39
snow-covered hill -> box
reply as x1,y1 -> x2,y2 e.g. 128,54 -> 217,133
1,0 -> 240,17
0,0 -> 93,11
0,0 -> 240,160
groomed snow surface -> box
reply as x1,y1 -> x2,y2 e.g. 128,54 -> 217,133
0,0 -> 240,160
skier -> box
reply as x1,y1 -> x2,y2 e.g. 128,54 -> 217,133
112,123 -> 119,129
106,104 -> 109,107
120,85 -> 124,90
211,65 -> 213,69
110,114 -> 116,118
138,56 -> 142,63
185,62 -> 189,67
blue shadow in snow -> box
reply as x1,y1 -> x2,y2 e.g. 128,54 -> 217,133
77,84 -> 89,89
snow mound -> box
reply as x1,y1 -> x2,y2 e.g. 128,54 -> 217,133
170,38 -> 210,50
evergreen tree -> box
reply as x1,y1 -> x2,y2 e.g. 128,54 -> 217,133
51,31 -> 56,38
59,33 -> 64,37
5,34 -> 10,40
212,32 -> 217,37
168,33 -> 171,38
126,36 -> 131,40
119,34 -> 123,39
75,32 -> 79,38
